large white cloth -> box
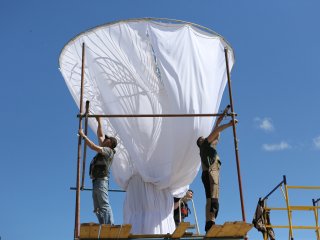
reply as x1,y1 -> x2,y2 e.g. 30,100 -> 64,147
59,19 -> 234,234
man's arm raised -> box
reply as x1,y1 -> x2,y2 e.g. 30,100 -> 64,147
207,119 -> 238,144
214,105 -> 231,129
96,117 -> 104,146
79,129 -> 103,153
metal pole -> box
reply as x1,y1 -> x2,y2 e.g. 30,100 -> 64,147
81,101 -> 90,189
313,199 -> 320,240
190,199 -> 200,235
74,42 -> 85,240
224,48 -> 246,222
77,113 -> 236,118
262,179 -> 285,201
70,187 -> 125,192
178,199 -> 182,224
262,199 -> 268,240
283,175 -> 294,240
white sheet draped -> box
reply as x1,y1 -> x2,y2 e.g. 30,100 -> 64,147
59,19 -> 234,234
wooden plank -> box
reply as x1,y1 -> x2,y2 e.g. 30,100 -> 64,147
171,222 -> 191,238
99,224 -> 132,239
79,224 -> 90,238
229,221 -> 248,236
215,222 -> 241,237
205,221 -> 253,238
80,223 -> 100,239
235,222 -> 253,236
118,224 -> 132,238
79,221 -> 252,239
215,222 -> 239,237
99,224 -> 111,238
222,221 -> 252,237
206,224 -> 224,237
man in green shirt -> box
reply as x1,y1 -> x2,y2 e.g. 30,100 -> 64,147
197,105 -> 237,232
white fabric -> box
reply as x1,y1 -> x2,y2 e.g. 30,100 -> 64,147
59,19 -> 234,234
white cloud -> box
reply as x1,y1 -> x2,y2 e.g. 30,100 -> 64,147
254,117 -> 274,132
262,141 -> 291,151
313,136 -> 320,150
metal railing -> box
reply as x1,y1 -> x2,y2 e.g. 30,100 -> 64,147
260,175 -> 320,240
71,43 -> 246,239
178,198 -> 200,235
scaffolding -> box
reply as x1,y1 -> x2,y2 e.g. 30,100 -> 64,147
177,198 -> 200,235
70,40 -> 250,239
258,175 -> 320,240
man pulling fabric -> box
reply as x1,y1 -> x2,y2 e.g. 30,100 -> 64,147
196,105 -> 237,232
79,117 -> 117,224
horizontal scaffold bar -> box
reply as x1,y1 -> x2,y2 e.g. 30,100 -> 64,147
266,225 -> 320,230
77,113 -> 237,118
265,206 -> 320,211
70,187 -> 125,192
287,185 -> 320,190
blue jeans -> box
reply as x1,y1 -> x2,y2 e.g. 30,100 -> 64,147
92,179 -> 114,224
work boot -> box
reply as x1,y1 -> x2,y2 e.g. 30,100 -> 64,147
205,221 -> 215,233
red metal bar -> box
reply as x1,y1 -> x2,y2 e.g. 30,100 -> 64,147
74,42 -> 85,240
81,101 -> 90,189
70,187 -> 125,192
224,47 -> 246,222
77,113 -> 236,118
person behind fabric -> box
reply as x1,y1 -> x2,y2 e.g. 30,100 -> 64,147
78,117 -> 117,225
196,105 -> 238,232
173,189 -> 193,227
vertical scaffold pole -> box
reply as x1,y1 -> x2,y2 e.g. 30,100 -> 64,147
224,48 -> 246,222
283,175 -> 294,240
312,199 -> 320,240
74,42 -> 85,239
81,101 -> 90,189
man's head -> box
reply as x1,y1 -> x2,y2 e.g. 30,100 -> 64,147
103,134 -> 118,149
197,137 -> 205,147
186,189 -> 193,199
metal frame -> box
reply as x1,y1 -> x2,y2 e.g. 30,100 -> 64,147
77,113 -> 236,118
224,48 -> 246,223
178,198 -> 200,235
313,198 -> 320,239
80,101 -> 90,190
261,175 -> 320,240
59,18 -> 234,67
74,42 -> 85,239
72,41 -> 246,239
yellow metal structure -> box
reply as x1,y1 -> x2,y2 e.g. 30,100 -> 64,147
261,176 -> 320,240
314,199 -> 320,239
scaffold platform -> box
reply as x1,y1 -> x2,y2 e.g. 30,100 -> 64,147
79,221 -> 252,239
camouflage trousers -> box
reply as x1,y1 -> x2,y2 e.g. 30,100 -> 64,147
201,160 -> 220,222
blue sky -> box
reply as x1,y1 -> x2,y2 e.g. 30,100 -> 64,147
1,1 -> 320,239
